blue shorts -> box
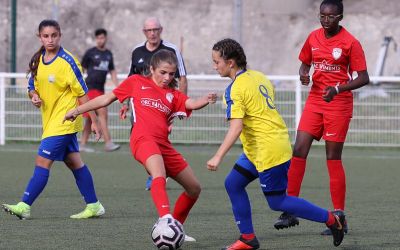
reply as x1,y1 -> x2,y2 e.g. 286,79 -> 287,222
38,133 -> 79,161
236,153 -> 290,194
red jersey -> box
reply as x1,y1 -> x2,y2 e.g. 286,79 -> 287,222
113,75 -> 191,142
299,27 -> 367,116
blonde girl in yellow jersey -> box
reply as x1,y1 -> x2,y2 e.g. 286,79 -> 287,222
2,20 -> 104,220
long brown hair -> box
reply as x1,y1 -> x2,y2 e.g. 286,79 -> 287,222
149,49 -> 178,89
27,20 -> 61,80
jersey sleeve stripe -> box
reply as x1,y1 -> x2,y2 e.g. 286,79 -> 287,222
130,98 -> 136,123
59,48 -> 88,93
132,41 -> 146,52
163,41 -> 186,76
27,76 -> 34,92
224,82 -> 234,119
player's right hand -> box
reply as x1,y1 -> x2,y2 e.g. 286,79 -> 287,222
91,121 -> 102,142
208,92 -> 217,104
63,109 -> 79,123
299,74 -> 310,86
31,94 -> 42,108
206,155 -> 222,171
119,104 -> 129,120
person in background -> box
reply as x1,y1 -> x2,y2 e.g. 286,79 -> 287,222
121,17 -> 188,190
65,49 -> 217,243
274,0 -> 369,236
2,19 -> 105,220
80,28 -> 120,152
207,38 -> 346,249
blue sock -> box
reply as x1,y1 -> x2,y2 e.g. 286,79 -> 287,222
266,194 -> 329,223
71,165 -> 98,204
225,168 -> 255,234
22,166 -> 50,206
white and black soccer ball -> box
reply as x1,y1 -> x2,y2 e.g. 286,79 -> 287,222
151,217 -> 185,250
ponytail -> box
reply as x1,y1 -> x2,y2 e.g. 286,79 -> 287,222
27,46 -> 44,80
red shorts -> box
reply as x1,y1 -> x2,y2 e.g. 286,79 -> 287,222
298,109 -> 351,142
131,138 -> 188,177
83,89 -> 104,118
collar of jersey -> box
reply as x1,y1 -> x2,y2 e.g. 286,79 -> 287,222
41,47 -> 63,65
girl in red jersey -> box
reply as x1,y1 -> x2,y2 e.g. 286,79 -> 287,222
64,49 -> 217,242
274,0 -> 370,235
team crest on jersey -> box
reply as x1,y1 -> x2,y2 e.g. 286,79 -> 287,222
332,48 -> 342,60
166,93 -> 174,103
48,74 -> 55,83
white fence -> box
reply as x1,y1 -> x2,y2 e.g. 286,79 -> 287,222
1,72 -> 399,147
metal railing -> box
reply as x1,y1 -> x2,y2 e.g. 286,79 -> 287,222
1,72 -> 399,146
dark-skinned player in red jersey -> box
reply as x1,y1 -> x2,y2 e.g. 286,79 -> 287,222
274,0 -> 369,236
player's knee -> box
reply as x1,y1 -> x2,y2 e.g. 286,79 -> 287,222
186,182 -> 201,197
293,145 -> 307,158
265,194 -> 285,211
224,174 -> 236,193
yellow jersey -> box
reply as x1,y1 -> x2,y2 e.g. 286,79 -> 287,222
28,47 -> 88,139
223,69 -> 292,171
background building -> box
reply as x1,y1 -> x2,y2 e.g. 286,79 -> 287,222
1,0 -> 400,77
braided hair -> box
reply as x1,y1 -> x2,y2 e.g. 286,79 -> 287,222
321,0 -> 344,14
212,38 -> 247,70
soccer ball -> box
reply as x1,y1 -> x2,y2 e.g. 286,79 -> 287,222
151,217 -> 185,250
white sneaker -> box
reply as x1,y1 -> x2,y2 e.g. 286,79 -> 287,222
184,234 -> 196,242
80,145 -> 95,153
104,142 -> 121,152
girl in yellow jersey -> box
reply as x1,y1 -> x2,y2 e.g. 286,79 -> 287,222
2,20 -> 104,220
207,39 -> 346,249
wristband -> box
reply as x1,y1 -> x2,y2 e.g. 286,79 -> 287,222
75,107 -> 81,116
334,86 -> 339,94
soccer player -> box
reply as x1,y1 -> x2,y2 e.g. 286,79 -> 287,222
80,28 -> 120,152
274,0 -> 369,235
122,17 -> 189,191
64,49 -> 217,242
2,19 -> 105,220
207,38 -> 346,249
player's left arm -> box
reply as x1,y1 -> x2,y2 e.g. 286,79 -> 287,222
207,118 -> 243,171
323,70 -> 369,102
185,92 -> 217,110
77,94 -> 102,141
323,40 -> 370,102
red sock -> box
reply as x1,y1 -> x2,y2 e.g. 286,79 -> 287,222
173,192 -> 198,224
150,177 -> 170,217
327,160 -> 346,210
287,157 -> 307,197
325,211 -> 336,226
241,233 -> 255,241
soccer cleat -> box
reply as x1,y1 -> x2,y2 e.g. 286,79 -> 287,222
327,210 -> 346,247
321,219 -> 348,235
79,144 -> 95,153
104,142 -> 121,152
70,201 -> 105,219
184,234 -> 196,242
274,212 -> 299,230
2,202 -> 31,220
221,236 -> 260,250
145,176 -> 153,190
